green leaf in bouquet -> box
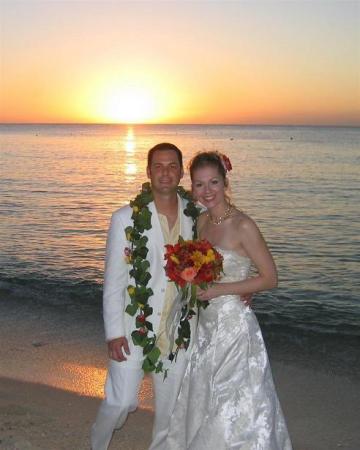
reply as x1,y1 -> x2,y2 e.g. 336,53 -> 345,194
200,300 -> 209,309
155,361 -> 165,374
180,318 -> 191,338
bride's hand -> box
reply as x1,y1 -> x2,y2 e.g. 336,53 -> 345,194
197,285 -> 218,302
197,286 -> 254,305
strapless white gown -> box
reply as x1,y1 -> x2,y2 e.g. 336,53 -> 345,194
165,248 -> 292,450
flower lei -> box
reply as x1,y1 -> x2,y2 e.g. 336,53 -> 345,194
124,182 -> 200,374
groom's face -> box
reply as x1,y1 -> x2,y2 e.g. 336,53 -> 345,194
147,149 -> 184,195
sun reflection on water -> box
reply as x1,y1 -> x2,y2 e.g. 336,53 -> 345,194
125,162 -> 138,176
125,127 -> 135,154
122,127 -> 140,182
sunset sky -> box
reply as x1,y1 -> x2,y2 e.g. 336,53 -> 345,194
0,0 -> 359,126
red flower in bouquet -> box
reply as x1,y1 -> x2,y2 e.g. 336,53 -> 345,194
165,238 -> 223,288
164,238 -> 223,358
181,267 -> 198,282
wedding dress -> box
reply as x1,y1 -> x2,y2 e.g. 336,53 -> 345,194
165,248 -> 292,450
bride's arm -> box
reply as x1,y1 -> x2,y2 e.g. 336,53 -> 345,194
197,217 -> 277,301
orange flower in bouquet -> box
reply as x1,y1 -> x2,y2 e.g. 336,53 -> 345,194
164,238 -> 223,358
165,238 -> 223,288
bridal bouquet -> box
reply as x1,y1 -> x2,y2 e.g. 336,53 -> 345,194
164,238 -> 223,357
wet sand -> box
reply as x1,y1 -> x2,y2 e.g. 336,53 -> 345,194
1,362 -> 359,450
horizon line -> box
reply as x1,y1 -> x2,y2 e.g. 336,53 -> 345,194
1,122 -> 359,128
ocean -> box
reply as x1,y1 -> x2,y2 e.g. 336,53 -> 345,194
1,124 -> 359,380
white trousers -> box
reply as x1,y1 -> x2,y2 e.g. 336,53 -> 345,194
91,352 -> 188,450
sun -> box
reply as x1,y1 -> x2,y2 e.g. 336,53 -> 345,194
101,87 -> 156,123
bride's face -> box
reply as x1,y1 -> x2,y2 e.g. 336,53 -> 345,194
191,165 -> 227,209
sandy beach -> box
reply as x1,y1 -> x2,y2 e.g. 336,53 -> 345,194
1,292 -> 359,450
1,361 -> 359,450
0,377 -> 153,450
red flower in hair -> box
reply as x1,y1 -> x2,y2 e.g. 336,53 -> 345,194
220,154 -> 232,172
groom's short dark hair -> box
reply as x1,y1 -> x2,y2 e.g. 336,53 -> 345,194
147,143 -> 183,168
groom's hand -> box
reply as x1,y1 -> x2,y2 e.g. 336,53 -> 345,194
108,337 -> 130,362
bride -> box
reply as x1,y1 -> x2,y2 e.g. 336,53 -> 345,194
165,151 -> 292,449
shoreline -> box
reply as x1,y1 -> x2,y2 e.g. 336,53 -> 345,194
1,360 -> 359,450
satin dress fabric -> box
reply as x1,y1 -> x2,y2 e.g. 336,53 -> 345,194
165,248 -> 292,450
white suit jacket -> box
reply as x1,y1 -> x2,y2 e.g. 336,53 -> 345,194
103,195 -> 195,366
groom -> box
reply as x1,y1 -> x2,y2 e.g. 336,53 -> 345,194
91,143 -> 198,450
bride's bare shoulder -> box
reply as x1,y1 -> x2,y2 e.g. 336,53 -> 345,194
232,208 -> 258,230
